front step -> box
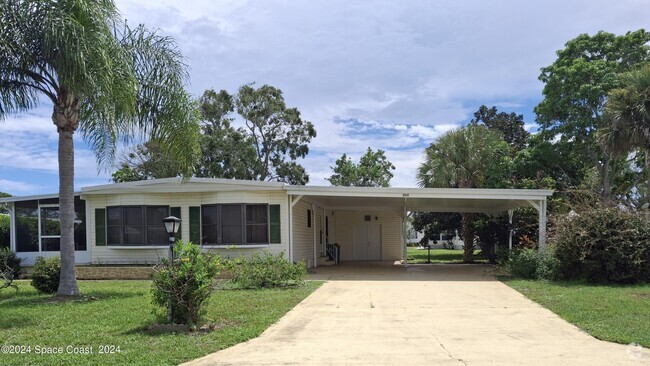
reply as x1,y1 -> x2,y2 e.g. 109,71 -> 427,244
318,256 -> 336,266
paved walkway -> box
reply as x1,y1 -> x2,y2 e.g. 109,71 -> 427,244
185,262 -> 650,365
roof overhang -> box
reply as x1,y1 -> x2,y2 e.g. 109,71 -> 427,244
81,177 -> 286,195
284,186 -> 553,213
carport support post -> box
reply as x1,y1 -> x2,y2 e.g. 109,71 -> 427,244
508,209 -> 514,251
538,200 -> 547,252
528,199 -> 548,252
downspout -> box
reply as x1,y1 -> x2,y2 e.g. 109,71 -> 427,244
288,195 -> 293,262
312,203 -> 317,268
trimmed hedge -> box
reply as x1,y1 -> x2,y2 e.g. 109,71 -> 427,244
31,256 -> 61,294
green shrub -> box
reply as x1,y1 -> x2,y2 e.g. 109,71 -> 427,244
553,208 -> 650,283
0,247 -> 22,280
508,248 -> 559,280
508,248 -> 539,279
31,256 -> 60,294
226,251 -> 306,289
151,241 -> 221,326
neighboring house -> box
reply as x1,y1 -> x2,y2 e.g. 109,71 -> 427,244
0,178 -> 553,267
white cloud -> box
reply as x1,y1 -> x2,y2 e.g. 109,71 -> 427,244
4,0 -> 650,193
0,179 -> 46,194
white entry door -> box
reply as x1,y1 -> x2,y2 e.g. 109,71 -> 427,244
352,223 -> 381,260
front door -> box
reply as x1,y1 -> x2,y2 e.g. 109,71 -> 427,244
352,223 -> 381,260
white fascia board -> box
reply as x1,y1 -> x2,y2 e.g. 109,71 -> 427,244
284,185 -> 553,200
81,177 -> 286,195
0,192 -> 81,203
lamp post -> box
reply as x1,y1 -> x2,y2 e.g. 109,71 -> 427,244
162,216 -> 181,323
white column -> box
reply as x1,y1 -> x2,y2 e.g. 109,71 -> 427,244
538,200 -> 547,252
508,209 -> 514,251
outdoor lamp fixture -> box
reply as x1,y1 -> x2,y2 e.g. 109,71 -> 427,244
162,215 -> 181,323
162,216 -> 182,261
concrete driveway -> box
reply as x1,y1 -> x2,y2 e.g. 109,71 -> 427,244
185,262 -> 650,365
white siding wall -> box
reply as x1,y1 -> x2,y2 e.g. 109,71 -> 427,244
85,190 -> 289,264
292,200 -> 316,268
332,210 -> 403,261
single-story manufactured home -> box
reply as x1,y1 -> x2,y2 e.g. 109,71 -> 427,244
0,178 -> 553,267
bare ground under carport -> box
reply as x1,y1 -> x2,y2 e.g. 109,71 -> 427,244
184,262 -> 650,366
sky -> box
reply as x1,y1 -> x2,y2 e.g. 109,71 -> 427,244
1,0 -> 649,195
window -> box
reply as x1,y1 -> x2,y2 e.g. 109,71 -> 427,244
106,206 -> 169,246
40,206 -> 61,251
201,204 -> 269,245
15,197 -> 86,253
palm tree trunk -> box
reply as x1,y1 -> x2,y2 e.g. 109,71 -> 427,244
461,213 -> 475,263
57,129 -> 80,296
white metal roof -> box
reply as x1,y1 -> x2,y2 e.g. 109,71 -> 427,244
1,178 -> 553,213
284,185 -> 553,213
0,192 -> 81,203
81,177 -> 286,195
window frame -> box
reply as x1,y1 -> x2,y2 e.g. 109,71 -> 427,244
39,204 -> 61,252
105,205 -> 170,246
201,203 -> 270,246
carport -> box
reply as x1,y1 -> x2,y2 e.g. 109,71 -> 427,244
283,186 -> 553,265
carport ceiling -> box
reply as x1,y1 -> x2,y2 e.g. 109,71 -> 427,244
284,186 -> 553,213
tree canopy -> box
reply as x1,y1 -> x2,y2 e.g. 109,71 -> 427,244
417,125 -> 509,262
327,147 -> 396,187
470,105 -> 529,150
535,29 -> 650,203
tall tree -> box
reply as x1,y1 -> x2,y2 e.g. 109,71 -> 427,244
111,140 -> 183,182
195,89 -> 257,180
327,147 -> 396,187
0,0 -> 200,295
604,64 -> 650,206
417,125 -> 509,262
535,29 -> 650,204
470,105 -> 529,150
236,84 -> 316,184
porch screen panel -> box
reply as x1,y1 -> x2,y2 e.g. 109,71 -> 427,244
15,200 -> 38,252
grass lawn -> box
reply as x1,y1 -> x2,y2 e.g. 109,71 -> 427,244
504,279 -> 650,348
0,280 -> 322,366
406,247 -> 487,264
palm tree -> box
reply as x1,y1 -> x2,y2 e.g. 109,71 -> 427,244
604,64 -> 650,207
417,125 -> 508,262
0,0 -> 200,295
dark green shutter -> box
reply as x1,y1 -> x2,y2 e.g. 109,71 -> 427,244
95,208 -> 106,246
269,204 -> 281,243
189,206 -> 200,244
170,207 -> 181,240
